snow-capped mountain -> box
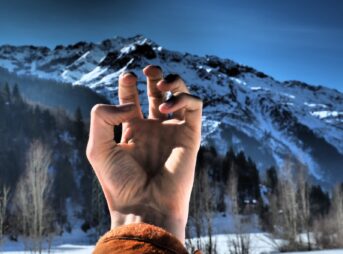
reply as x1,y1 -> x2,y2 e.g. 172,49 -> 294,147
1,35 -> 342,184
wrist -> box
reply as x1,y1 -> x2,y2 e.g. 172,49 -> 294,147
110,208 -> 187,244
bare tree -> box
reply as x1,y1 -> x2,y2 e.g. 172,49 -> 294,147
228,162 -> 238,215
202,166 -> 216,254
0,185 -> 10,244
14,140 -> 54,253
270,159 -> 298,248
297,165 -> 311,250
228,233 -> 251,254
313,184 -> 343,249
187,167 -> 204,251
331,184 -> 343,246
187,165 -> 217,254
267,159 -> 316,252
227,163 -> 251,254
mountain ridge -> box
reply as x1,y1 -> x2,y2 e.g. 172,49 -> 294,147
1,34 -> 342,185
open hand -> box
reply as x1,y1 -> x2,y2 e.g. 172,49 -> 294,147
86,65 -> 202,243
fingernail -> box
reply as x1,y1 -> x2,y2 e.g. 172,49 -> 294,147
164,101 -> 174,108
122,71 -> 137,78
164,73 -> 180,83
164,97 -> 175,108
151,65 -> 162,71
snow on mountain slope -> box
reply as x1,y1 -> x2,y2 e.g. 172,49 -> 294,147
1,35 -> 342,184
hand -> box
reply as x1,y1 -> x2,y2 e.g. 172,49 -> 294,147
86,65 -> 202,243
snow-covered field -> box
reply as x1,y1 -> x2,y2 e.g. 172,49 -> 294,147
0,227 -> 95,253
187,234 -> 343,254
0,230 -> 343,254
1,233 -> 343,254
0,244 -> 94,254
1,212 -> 342,253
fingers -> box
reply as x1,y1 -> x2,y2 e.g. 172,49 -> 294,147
157,74 -> 189,119
118,72 -> 143,119
157,74 -> 189,94
159,93 -> 203,131
86,103 -> 136,161
143,65 -> 166,119
118,72 -> 142,140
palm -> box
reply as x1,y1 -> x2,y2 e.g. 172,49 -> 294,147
102,118 -> 198,216
86,65 -> 202,242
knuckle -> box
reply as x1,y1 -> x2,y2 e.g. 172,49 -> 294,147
189,94 -> 203,106
85,142 -> 95,161
164,73 -> 181,84
90,104 -> 106,117
147,91 -> 163,98
120,94 -> 136,103
195,97 -> 203,107
179,93 -> 202,103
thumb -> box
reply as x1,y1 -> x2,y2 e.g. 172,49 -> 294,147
86,103 -> 136,161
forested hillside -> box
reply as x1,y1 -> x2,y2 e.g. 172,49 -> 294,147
0,67 -> 108,119
0,81 -> 110,245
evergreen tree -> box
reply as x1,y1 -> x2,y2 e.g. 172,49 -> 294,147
310,185 -> 331,218
90,176 -> 109,237
247,157 -> 260,199
266,166 -> 278,194
0,88 -> 5,121
73,106 -> 85,144
1,83 -> 11,104
221,147 -> 235,183
12,84 -> 23,105
54,156 -> 76,201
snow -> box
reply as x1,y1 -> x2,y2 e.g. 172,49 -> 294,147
92,58 -> 134,87
76,51 -> 90,62
0,59 -> 16,71
0,244 -> 94,254
2,239 -> 343,254
286,250 -> 343,254
0,226 -> 95,253
230,77 -> 247,86
304,102 -> 328,108
251,86 -> 262,91
58,131 -> 74,145
260,184 -> 269,205
1,35 -> 343,183
311,110 -> 342,119
120,44 -> 136,54
2,238 -> 343,254
282,93 -> 296,99
1,209 -> 342,254
76,66 -> 108,84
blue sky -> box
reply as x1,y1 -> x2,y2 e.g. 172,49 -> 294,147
0,0 -> 342,91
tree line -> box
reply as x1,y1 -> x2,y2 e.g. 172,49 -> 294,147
186,146 -> 343,253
